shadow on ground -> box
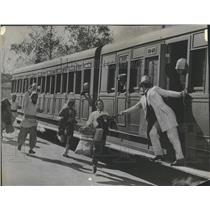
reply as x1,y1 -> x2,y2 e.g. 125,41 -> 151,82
27,154 -> 93,175
96,170 -> 151,186
2,138 -> 40,149
101,152 -> 207,186
32,130 -> 209,185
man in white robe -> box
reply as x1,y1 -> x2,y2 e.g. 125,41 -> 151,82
120,75 -> 185,166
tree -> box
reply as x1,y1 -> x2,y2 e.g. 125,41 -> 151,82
10,25 -> 113,66
10,26 -> 61,63
64,25 -> 113,53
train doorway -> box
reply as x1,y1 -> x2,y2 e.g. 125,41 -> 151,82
164,40 -> 189,159
166,40 -> 188,91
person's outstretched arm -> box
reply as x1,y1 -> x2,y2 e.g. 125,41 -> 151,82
120,100 -> 142,115
155,86 -> 183,98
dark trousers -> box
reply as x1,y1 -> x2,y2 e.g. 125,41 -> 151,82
92,131 -> 106,166
65,130 -> 74,150
92,141 -> 104,165
18,126 -> 37,150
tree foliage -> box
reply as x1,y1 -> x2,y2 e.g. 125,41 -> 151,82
64,25 -> 113,52
10,26 -> 61,63
10,25 -> 113,65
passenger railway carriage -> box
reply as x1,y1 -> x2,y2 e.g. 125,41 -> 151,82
11,25 -> 210,169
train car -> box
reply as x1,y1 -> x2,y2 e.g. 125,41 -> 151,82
12,47 -> 102,127
11,25 -> 209,170
99,25 -> 209,169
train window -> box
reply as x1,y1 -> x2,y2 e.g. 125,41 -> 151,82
84,69 -> 91,83
11,80 -> 14,93
107,64 -> 116,93
18,79 -> 21,93
12,80 -> 15,93
145,56 -> 158,86
68,72 -> 74,93
83,69 -> 91,92
41,76 -> 45,93
12,80 -> 16,93
22,79 -> 24,92
30,78 -> 33,85
25,79 -> 29,92
62,73 -> 67,93
56,74 -> 61,93
22,79 -> 25,92
38,76 -> 41,87
118,62 -> 128,93
129,60 -> 142,93
16,80 -> 19,92
14,80 -> 17,92
15,80 -> 18,92
75,71 -> 81,94
190,48 -> 207,92
23,79 -> 26,93
18,79 -> 22,92
21,79 -> 24,92
20,79 -> 22,92
46,75 -> 50,93
50,75 -> 55,94
119,62 -> 128,75
30,77 -> 36,86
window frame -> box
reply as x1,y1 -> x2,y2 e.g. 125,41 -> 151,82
189,47 -> 207,93
46,75 -> 51,93
50,74 -> 56,94
129,58 -> 143,93
55,73 -> 62,93
67,71 -> 75,93
144,56 -> 159,86
75,70 -> 82,94
12,80 -> 16,93
41,76 -> 46,93
62,72 -> 68,93
107,63 -> 116,93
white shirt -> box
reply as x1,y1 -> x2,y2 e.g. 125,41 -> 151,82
21,92 -> 38,128
86,110 -> 109,128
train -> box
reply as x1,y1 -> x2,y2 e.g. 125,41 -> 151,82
11,25 -> 210,170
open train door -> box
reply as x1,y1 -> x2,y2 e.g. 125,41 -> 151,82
164,39 -> 189,159
155,40 -> 189,160
164,39 -> 188,123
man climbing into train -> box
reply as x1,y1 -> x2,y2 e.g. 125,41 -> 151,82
120,75 -> 186,166
57,93 -> 77,158
166,58 -> 189,124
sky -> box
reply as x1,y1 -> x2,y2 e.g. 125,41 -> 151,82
1,25 -> 164,73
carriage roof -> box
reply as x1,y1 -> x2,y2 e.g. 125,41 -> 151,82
13,48 -> 97,76
13,25 -> 207,76
101,25 -> 207,55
